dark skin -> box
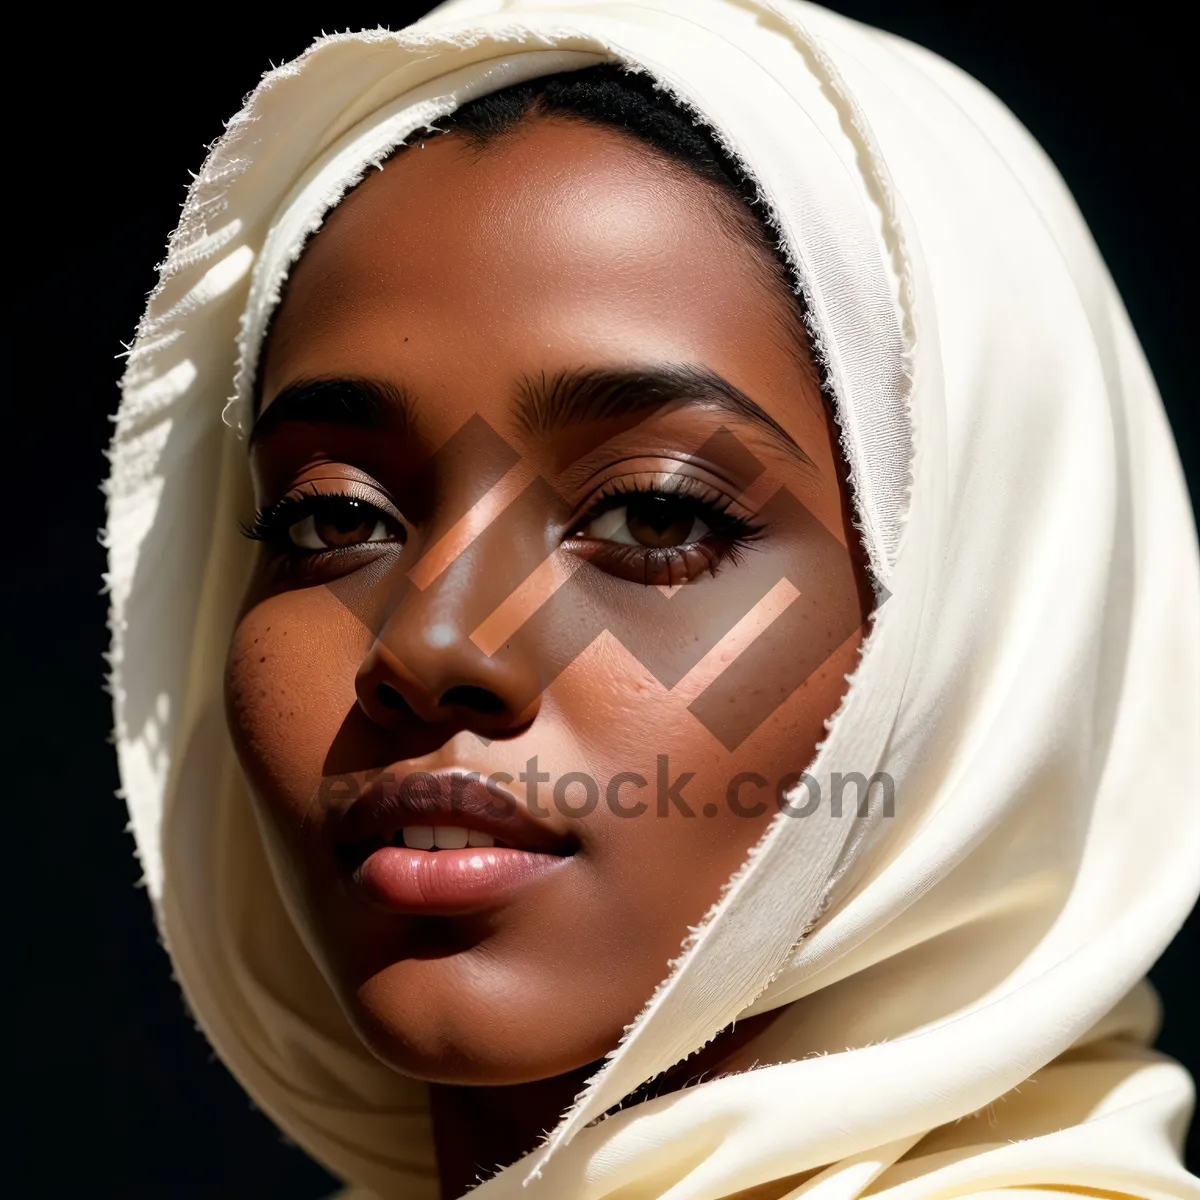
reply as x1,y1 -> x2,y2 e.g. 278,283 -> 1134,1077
225,115 -> 871,1197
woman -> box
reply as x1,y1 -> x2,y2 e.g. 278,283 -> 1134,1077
107,1 -> 1200,1197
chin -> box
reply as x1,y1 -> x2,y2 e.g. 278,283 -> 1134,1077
341,957 -> 618,1086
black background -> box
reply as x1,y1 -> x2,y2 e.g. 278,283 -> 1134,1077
11,3 -> 1195,1195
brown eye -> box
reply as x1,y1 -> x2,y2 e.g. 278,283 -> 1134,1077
581,495 -> 709,548
625,495 -> 702,547
288,498 -> 399,550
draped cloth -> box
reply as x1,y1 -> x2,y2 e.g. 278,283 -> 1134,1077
106,1 -> 1200,1195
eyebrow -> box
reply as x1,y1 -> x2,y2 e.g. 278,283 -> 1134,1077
251,366 -> 816,470
249,377 -> 415,445
515,365 -> 816,469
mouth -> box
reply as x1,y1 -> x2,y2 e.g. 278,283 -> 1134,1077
334,770 -> 576,914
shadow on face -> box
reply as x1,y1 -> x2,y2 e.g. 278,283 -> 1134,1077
225,113 -> 871,1084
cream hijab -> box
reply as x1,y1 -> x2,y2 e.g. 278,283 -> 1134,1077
107,1 -> 1200,1196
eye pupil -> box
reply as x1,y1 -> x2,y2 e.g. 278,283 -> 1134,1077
625,495 -> 695,548
327,499 -> 371,534
310,498 -> 390,549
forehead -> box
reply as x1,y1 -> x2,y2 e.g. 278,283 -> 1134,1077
259,117 -> 801,423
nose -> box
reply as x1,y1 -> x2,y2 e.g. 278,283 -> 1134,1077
355,585 -> 541,738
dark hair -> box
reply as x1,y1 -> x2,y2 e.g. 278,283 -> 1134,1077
442,65 -> 755,208
424,63 -> 800,310
259,65 -> 812,410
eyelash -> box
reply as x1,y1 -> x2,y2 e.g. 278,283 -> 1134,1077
568,474 -> 765,584
242,475 -> 764,584
241,486 -> 404,554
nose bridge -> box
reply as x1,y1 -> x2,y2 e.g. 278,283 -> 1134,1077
360,476 -> 561,723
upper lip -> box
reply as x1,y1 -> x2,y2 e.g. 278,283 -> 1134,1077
334,769 -> 575,865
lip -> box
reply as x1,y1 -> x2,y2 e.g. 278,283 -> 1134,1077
335,769 -> 576,914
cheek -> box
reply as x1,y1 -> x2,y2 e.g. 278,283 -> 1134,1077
540,615 -> 865,928
224,587 -> 367,829
543,529 -> 864,827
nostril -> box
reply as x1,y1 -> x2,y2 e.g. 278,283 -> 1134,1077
375,681 -> 506,718
376,683 -> 414,713
440,684 -> 505,714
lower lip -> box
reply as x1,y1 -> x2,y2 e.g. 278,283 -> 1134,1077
355,846 -> 571,913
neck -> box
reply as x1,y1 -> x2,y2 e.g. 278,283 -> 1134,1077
429,1009 -> 783,1198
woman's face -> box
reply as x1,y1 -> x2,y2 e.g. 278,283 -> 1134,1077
226,115 -> 870,1084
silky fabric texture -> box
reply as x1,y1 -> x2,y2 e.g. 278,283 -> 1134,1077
105,1 -> 1200,1197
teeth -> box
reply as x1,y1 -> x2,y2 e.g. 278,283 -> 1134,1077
433,826 -> 469,850
397,825 -> 495,850
402,826 -> 435,850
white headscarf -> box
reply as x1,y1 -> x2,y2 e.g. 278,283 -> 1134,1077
106,1 -> 1200,1196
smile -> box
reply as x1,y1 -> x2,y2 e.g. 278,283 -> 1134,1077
334,770 -> 576,914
